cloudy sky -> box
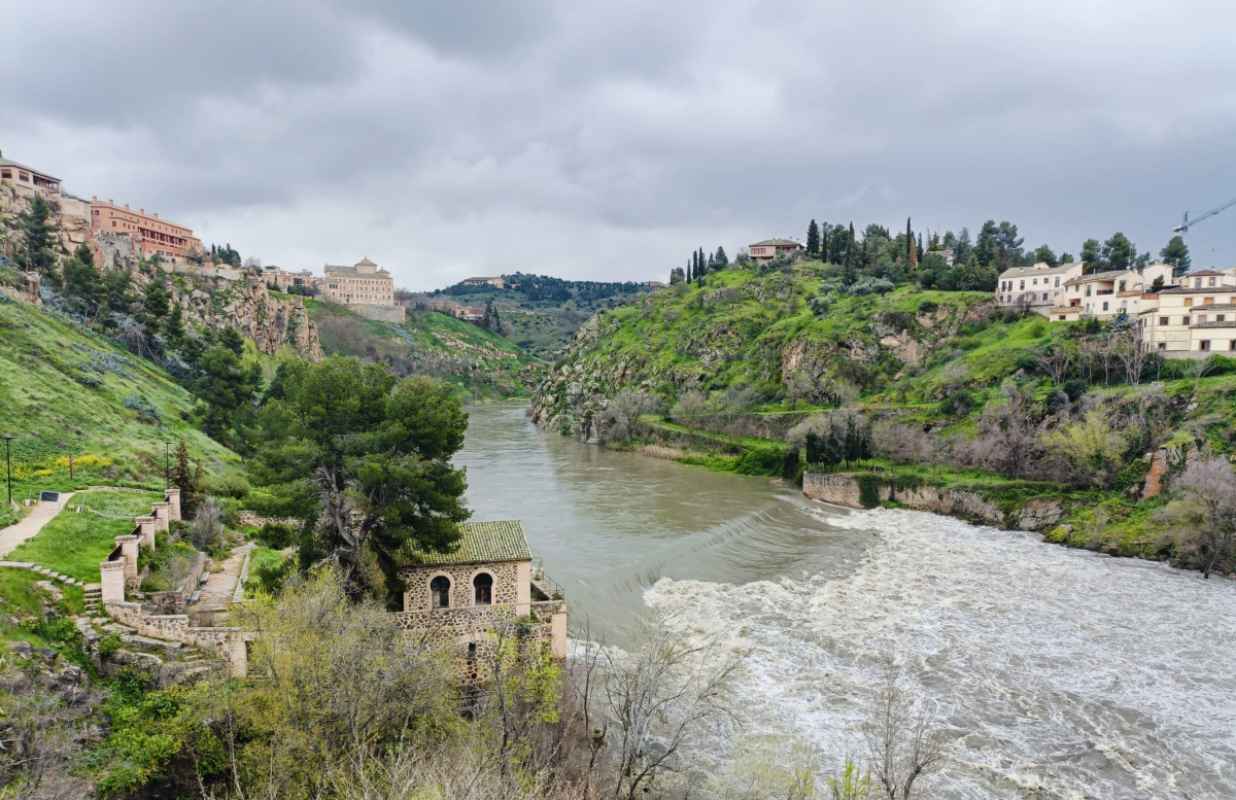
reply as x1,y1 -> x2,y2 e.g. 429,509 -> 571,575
3,1 -> 1234,290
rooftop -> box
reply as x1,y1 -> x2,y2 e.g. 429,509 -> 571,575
749,238 -> 802,247
0,157 -> 59,181
324,263 -> 391,277
405,520 -> 532,567
1064,269 -> 1130,286
999,261 -> 1082,279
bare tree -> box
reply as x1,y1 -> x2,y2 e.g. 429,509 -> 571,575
600,615 -> 741,800
1160,457 -> 1236,578
865,664 -> 946,800
1111,320 -> 1151,385
188,495 -> 224,550
1035,343 -> 1075,385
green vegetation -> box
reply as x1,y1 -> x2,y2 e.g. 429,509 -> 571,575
8,488 -> 161,581
307,299 -> 540,399
0,298 -> 237,502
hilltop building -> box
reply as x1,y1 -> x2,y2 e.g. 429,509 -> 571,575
322,257 -> 394,305
748,238 -> 804,263
89,198 -> 203,262
460,276 -> 506,289
393,520 -> 567,680
0,155 -> 61,196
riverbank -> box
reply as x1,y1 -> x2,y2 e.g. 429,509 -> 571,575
604,415 -> 1190,572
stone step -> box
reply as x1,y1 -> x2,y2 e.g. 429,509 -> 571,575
120,634 -> 184,653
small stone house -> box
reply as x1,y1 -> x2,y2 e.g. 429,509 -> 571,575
393,521 -> 567,672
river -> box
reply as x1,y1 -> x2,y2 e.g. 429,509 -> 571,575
459,402 -> 1236,799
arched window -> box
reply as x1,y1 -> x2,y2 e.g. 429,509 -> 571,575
430,576 -> 451,609
473,573 -> 493,605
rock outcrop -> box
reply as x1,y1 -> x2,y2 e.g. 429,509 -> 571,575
801,471 -> 1067,533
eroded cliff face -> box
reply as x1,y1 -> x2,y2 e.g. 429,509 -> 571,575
175,277 -> 321,360
1,186 -> 321,360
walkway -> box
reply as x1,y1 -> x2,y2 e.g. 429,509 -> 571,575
0,492 -> 75,558
189,543 -> 254,622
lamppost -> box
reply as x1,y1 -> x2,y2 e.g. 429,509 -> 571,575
164,441 -> 171,491
3,434 -> 13,509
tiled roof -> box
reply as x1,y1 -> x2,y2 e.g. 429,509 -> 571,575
324,264 -> 390,277
750,238 -> 802,247
406,520 -> 532,566
0,158 -> 59,180
1160,285 -> 1236,294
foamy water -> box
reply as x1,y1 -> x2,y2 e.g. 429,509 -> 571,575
645,507 -> 1236,799
461,404 -> 1236,798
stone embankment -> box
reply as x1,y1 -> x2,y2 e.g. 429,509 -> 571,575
802,471 -> 1066,532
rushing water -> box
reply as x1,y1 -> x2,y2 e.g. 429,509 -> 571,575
459,402 -> 1236,799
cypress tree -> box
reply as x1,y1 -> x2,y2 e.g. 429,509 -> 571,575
715,246 -> 728,268
906,217 -> 916,268
844,222 -> 857,286
806,219 -> 820,256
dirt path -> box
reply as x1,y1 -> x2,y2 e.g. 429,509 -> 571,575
0,492 -> 76,558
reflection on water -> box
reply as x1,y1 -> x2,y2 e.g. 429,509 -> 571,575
461,402 -> 1236,799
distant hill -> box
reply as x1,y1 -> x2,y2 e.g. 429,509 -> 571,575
304,298 -> 541,399
427,272 -> 657,358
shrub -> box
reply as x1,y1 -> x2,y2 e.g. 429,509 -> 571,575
122,394 -> 161,425
256,522 -> 294,549
203,472 -> 250,499
917,300 -> 939,314
188,497 -> 224,551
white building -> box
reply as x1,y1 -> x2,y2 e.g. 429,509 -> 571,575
996,262 -> 1085,314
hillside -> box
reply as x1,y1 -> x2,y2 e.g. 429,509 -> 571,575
305,298 -> 541,398
0,295 -> 238,514
427,273 -> 656,357
530,259 -> 1236,571
531,261 -> 999,436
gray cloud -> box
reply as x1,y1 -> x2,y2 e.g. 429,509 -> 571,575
3,0 -> 1234,290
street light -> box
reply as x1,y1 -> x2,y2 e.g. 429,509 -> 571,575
164,441 -> 171,491
3,434 -> 13,509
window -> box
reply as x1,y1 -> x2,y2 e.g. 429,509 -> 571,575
1183,316 -> 1191,326
1198,314 -> 1207,323
1118,280 -> 1126,291
1184,297 -> 1193,307
1219,315 -> 1227,323
1204,297 -> 1215,306
1055,277 -> 1061,287
0,169 -> 9,179
1102,302 -> 1109,311
1200,340 -> 1210,351
1086,287 -> 1093,297
1058,315 -> 1066,321
1195,278 -> 1203,288
430,576 -> 451,609
1159,316 -> 1169,326
1158,342 -> 1166,351
1019,280 -> 1025,290
473,573 -> 493,605
1209,277 -> 1217,287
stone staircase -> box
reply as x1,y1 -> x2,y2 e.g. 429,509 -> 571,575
83,583 -> 102,615
0,560 -> 86,587
76,613 -> 225,687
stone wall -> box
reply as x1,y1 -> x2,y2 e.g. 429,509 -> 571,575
401,561 -> 527,613
352,303 -> 407,324
802,471 -> 1066,532
99,487 -> 253,677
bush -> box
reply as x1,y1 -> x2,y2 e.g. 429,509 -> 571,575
122,394 -> 161,425
188,497 -> 224,551
917,299 -> 939,314
203,472 -> 250,499
256,522 -> 294,549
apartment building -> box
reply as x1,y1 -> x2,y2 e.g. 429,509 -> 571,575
1140,271 -> 1236,355
996,262 -> 1085,314
90,198 -> 202,262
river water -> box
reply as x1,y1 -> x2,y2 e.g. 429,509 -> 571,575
459,402 -> 1236,799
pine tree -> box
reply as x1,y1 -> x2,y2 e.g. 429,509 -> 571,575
165,303 -> 186,346
806,219 -> 820,256
63,243 -> 103,317
17,194 -> 57,279
714,246 -> 728,268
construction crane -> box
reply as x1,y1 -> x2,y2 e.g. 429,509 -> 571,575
1174,196 -> 1236,233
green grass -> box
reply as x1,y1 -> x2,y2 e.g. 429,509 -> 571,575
7,488 -> 161,581
0,567 -> 84,648
0,298 -> 239,504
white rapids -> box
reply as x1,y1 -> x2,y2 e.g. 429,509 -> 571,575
645,507 -> 1236,800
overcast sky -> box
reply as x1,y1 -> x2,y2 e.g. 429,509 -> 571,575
3,1 -> 1234,290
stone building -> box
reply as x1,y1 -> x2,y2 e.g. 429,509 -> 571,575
322,257 -> 395,305
90,197 -> 203,262
392,520 -> 567,677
